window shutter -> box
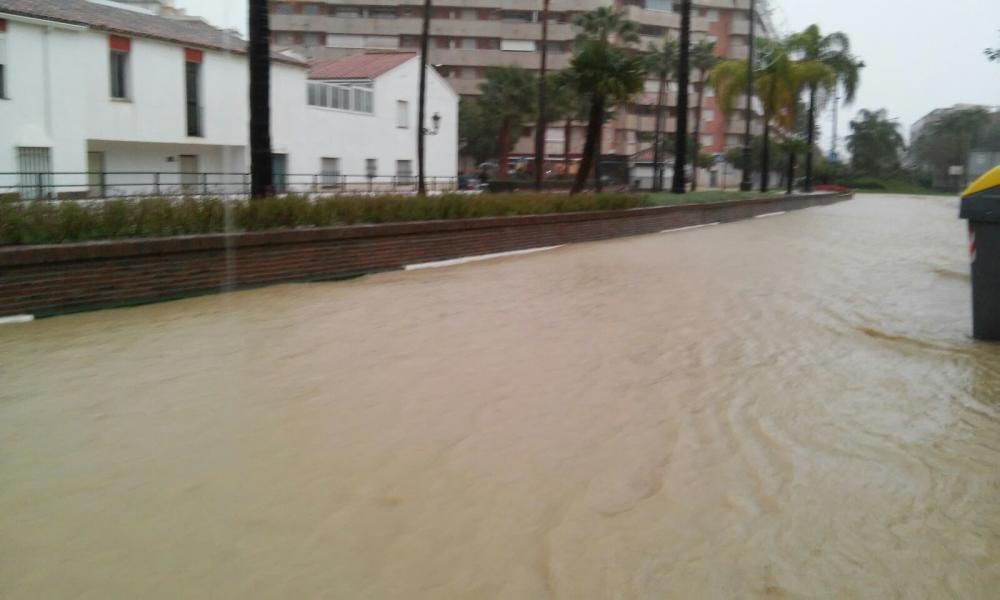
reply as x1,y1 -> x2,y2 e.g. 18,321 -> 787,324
185,48 -> 203,63
0,19 -> 7,32
109,35 -> 131,52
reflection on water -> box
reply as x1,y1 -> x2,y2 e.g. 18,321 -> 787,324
2,194 -> 999,598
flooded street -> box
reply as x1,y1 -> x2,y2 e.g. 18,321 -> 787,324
2,194 -> 999,598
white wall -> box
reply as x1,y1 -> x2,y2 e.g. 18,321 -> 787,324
0,14 -> 459,196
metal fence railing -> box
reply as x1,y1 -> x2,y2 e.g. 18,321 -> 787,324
0,172 -> 460,200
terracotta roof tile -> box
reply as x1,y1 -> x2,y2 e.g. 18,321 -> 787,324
309,52 -> 418,80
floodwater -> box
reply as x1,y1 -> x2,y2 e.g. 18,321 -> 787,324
2,194 -> 999,599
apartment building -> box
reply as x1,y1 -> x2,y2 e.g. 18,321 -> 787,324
270,0 -> 769,180
0,0 -> 457,197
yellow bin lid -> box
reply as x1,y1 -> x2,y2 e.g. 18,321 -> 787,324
963,165 -> 1000,197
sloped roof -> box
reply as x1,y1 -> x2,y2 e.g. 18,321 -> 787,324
309,52 -> 418,81
0,0 -> 302,64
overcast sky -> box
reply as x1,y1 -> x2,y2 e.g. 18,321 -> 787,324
176,0 -> 1000,148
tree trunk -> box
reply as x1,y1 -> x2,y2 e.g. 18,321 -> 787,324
498,118 -> 511,181
595,117 -> 604,192
534,0 -> 550,191
416,0 -> 432,196
671,0 -> 692,194
564,119 -> 572,177
786,148 -> 795,195
571,96 -> 604,195
652,69 -> 666,192
691,75 -> 706,191
760,117 -> 770,192
248,0 -> 272,199
804,83 -> 816,192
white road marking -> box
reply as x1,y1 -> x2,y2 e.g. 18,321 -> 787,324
755,211 -> 787,219
0,315 -> 35,325
405,245 -> 564,271
660,222 -> 721,234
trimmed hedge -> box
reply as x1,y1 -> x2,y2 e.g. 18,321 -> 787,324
0,193 -> 652,246
485,180 -> 575,193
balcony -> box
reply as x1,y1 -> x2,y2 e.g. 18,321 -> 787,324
431,49 -> 572,70
270,15 -> 577,41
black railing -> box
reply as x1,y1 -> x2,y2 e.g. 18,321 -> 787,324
0,172 -> 460,200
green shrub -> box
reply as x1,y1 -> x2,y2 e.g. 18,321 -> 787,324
0,192 -> 652,246
486,180 -> 575,193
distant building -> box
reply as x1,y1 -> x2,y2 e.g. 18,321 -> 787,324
269,0 -> 774,174
909,103 -> 994,147
0,0 -> 457,197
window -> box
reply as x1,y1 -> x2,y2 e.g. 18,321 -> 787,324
304,33 -> 324,47
397,100 -> 409,128
275,32 -> 295,46
109,35 -> 130,99
302,4 -> 320,16
701,134 -> 715,147
274,2 -> 293,15
185,49 -> 203,136
460,38 -> 477,50
461,9 -> 477,20
321,157 -> 341,187
366,159 -> 377,177
706,9 -> 719,22
461,67 -> 479,79
644,0 -> 673,11
501,11 -> 533,23
365,35 -> 399,49
307,81 -> 374,114
702,109 -> 714,123
333,7 -> 361,18
396,160 -> 414,184
327,34 -> 365,48
501,39 -> 536,52
370,7 -> 397,19
17,147 -> 52,199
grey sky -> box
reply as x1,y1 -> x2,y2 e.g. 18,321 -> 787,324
176,0 -> 1000,150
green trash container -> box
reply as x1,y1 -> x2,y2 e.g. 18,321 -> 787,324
960,165 -> 1000,341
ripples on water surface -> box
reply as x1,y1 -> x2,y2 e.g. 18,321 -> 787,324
1,194 -> 998,598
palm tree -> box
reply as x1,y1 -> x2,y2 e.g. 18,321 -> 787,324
248,0 -> 272,199
645,38 -> 678,192
479,66 -> 538,181
847,108 -> 905,178
689,40 -> 719,191
779,135 -> 808,194
574,6 -> 640,47
535,0 -> 552,190
671,0 -> 692,194
416,0 -> 432,195
786,25 -> 863,192
713,38 -> 823,192
913,108 -> 989,189
567,40 -> 645,194
570,7 -> 641,192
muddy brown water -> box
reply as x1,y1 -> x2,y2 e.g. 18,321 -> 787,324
2,194 -> 999,598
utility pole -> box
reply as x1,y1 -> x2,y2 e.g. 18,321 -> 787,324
671,0 -> 692,194
739,0 -> 755,191
417,0 -> 432,196
534,0 -> 551,191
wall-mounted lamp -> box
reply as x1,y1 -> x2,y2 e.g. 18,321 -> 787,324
424,112 -> 442,136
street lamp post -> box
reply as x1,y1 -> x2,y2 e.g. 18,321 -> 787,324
739,0 -> 755,192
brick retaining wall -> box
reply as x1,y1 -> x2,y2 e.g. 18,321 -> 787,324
0,193 -> 851,317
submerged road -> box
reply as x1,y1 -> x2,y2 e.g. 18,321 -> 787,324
2,194 -> 998,598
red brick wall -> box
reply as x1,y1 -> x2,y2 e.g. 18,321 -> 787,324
0,194 -> 850,317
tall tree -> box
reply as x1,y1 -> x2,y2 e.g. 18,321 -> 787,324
458,98 -> 500,165
248,0 -> 272,199
534,0 -> 551,190
417,0 -> 432,195
671,0 -> 692,194
713,38 -> 818,192
567,40 -> 644,194
786,25 -> 863,192
913,108 -> 990,188
573,7 -> 640,191
689,40 -> 719,191
479,66 -> 538,181
779,135 -> 807,194
846,108 -> 904,177
645,37 -> 678,192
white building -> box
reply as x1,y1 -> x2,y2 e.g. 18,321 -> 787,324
0,0 -> 458,197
